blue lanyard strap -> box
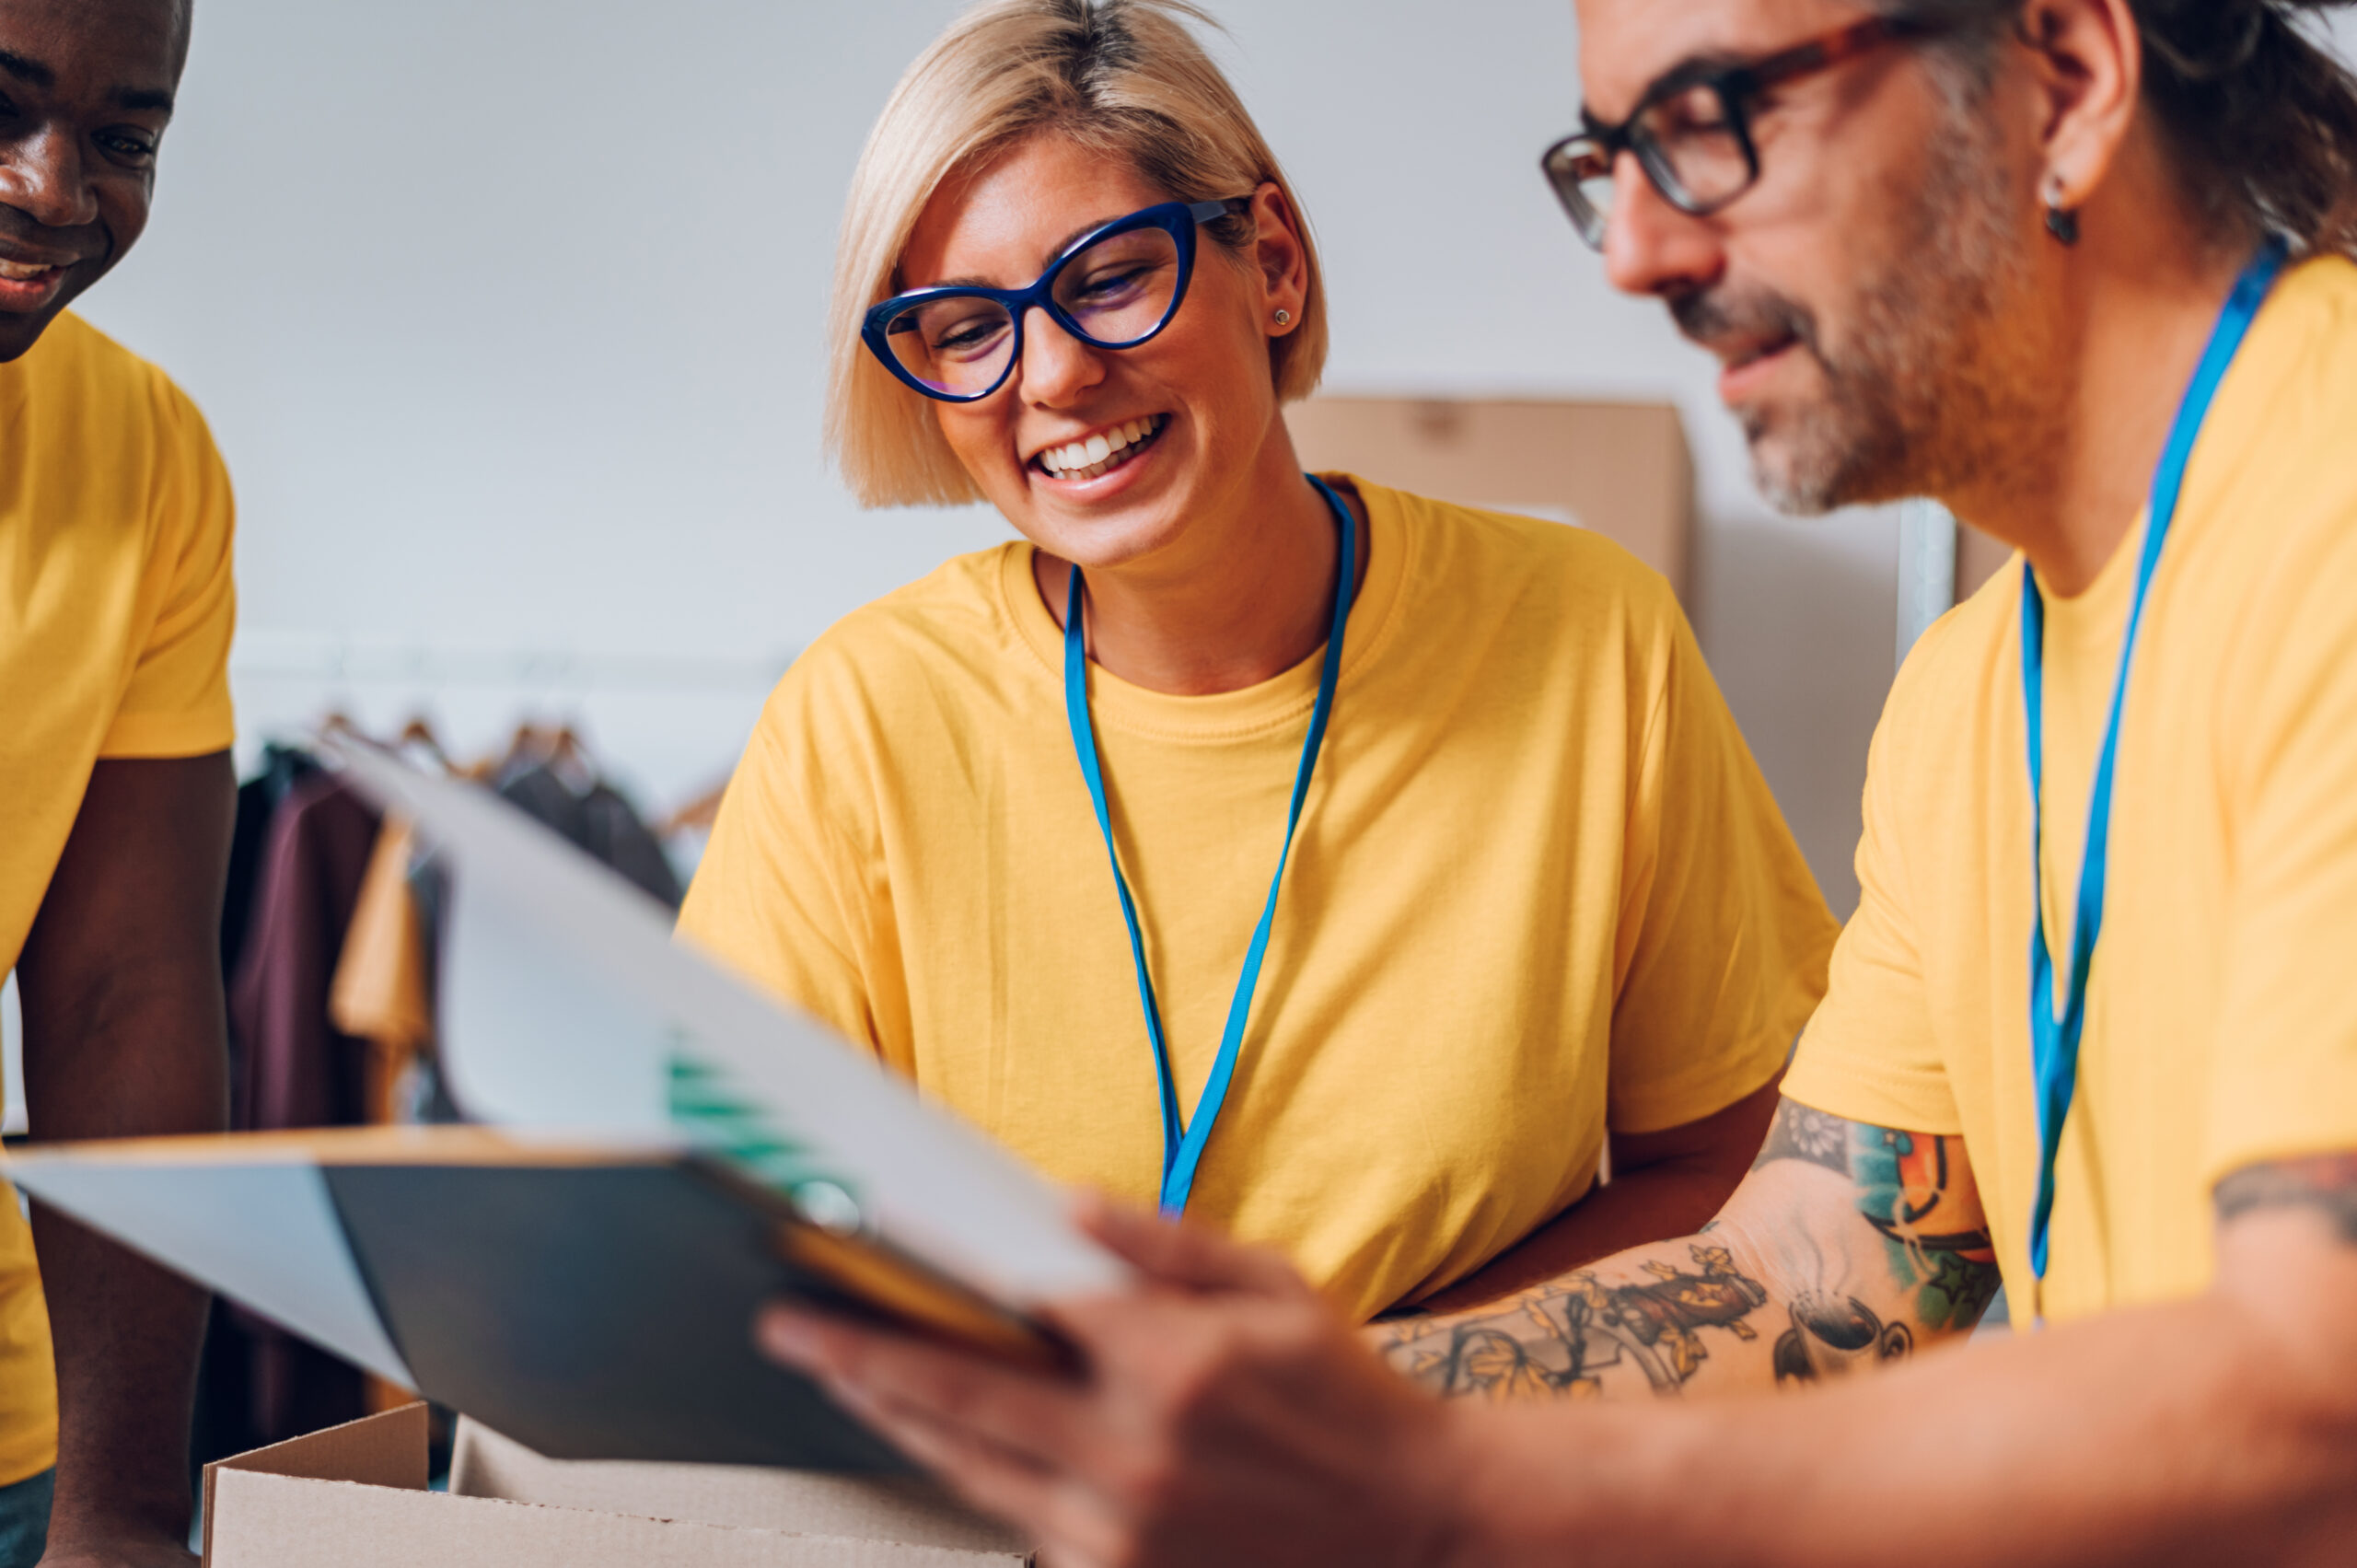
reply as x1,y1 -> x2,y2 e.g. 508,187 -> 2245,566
1062,475 -> 1357,1217
2020,237 -> 2289,1295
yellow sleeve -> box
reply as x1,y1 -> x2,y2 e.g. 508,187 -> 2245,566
2202,525 -> 2357,1184
1607,598 -> 1840,1132
675,644 -> 888,1056
1782,646 -> 1965,1136
99,370 -> 237,760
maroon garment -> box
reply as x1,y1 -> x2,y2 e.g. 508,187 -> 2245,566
228,772 -> 379,1132
223,771 -> 382,1444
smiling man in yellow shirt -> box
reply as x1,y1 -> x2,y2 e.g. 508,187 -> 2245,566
755,3 -> 2357,1563
0,3 -> 237,1566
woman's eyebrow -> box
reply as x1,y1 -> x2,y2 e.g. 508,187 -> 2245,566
1045,215 -> 1121,257
910,214 -> 1134,293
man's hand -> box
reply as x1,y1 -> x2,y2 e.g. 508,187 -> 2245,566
759,1132 -> 2357,1568
18,755 -> 233,1566
760,1197 -> 1479,1568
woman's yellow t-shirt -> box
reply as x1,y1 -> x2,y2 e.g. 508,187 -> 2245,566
0,312 -> 238,1484
679,478 -> 1834,1320
1785,256 -> 2357,1326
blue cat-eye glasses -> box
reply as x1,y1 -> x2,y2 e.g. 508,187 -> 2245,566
862,197 -> 1248,403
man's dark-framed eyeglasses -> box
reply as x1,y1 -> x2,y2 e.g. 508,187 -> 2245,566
863,197 -> 1249,403
1540,14 -> 1947,250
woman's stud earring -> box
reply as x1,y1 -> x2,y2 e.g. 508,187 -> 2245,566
2044,180 -> 2081,247
1272,308 -> 1293,328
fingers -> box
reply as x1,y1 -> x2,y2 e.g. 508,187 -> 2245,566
758,1304 -> 1092,1472
1073,1191 -> 1312,1299
818,1377 -> 1126,1568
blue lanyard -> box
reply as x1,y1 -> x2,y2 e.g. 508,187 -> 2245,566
2020,237 -> 2288,1307
1063,475 -> 1357,1217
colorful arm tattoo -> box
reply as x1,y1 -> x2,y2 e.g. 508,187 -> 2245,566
1384,1099 -> 2000,1400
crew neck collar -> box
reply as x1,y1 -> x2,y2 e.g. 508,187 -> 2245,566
997,472 -> 1411,742
2034,508 -> 2147,650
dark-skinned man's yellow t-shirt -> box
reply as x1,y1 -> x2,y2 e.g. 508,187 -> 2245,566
679,477 -> 1838,1322
1785,256 -> 2357,1325
0,313 -> 238,1484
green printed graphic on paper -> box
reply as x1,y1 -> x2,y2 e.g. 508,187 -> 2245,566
664,1036 -> 865,1232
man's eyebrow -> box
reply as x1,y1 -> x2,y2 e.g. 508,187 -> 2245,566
0,49 -> 56,89
1589,48 -> 1751,127
115,86 -> 175,113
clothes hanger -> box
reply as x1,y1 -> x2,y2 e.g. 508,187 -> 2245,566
499,721 -> 552,775
656,778 -> 729,841
546,720 -> 598,794
394,714 -> 450,772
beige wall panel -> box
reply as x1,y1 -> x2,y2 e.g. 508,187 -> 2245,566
1285,398 -> 1694,603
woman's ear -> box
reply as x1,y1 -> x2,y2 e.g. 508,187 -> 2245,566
2016,0 -> 2142,223
1247,180 -> 1311,336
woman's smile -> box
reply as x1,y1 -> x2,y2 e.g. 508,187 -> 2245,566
1027,411 -> 1175,494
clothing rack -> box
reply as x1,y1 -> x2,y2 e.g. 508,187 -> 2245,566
229,632 -> 793,692
226,633 -> 789,815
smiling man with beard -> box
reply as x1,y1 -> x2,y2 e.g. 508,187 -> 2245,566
0,3 -> 235,1566
753,3 -> 2357,1564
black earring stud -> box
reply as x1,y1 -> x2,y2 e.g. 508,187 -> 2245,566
2043,180 -> 2080,246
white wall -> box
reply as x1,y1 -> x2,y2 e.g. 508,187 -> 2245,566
81,2 -> 2348,916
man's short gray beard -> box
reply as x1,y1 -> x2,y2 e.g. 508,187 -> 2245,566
1741,108 -> 2037,517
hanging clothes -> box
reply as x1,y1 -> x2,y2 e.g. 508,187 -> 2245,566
495,761 -> 682,908
229,772 -> 380,1131
223,768 -> 380,1445
219,744 -> 319,989
328,814 -> 434,1126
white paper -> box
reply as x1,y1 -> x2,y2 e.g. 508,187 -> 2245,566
326,737 -> 1126,1307
6,1151 -> 415,1387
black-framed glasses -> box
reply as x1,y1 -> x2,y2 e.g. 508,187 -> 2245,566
862,197 -> 1248,403
1540,15 -> 1946,250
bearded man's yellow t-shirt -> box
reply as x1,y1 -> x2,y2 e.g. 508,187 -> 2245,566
0,313 -> 238,1483
679,477 -> 1836,1321
1784,255 -> 2357,1326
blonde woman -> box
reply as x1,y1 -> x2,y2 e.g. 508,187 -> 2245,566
680,0 -> 1836,1322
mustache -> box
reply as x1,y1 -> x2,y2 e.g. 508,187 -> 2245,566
1669,285 -> 1823,362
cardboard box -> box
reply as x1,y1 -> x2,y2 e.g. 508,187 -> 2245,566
203,1404 -> 1032,1567
1286,397 -> 1696,601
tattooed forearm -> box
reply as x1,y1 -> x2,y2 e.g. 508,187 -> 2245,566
1385,1243 -> 1771,1400
1381,1101 -> 2003,1402
2215,1154 -> 2357,1245
1384,1240 -> 1919,1400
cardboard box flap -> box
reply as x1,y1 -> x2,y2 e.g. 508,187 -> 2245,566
208,1469 -> 1028,1568
201,1404 -> 429,1563
452,1417 -> 1030,1556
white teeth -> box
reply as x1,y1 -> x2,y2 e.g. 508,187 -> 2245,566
1038,414 -> 1164,478
0,260 -> 55,281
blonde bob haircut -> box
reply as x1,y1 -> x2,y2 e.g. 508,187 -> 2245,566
827,0 -> 1329,508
